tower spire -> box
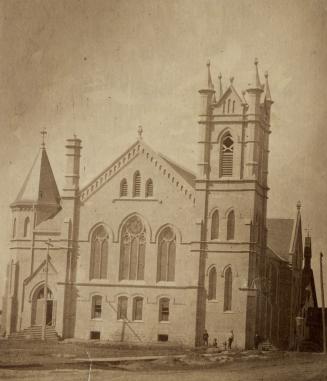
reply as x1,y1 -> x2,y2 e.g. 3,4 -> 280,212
247,58 -> 263,91
207,60 -> 214,90
264,71 -> 273,103
218,73 -> 223,98
40,128 -> 47,149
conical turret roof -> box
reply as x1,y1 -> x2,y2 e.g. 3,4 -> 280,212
12,146 -> 61,225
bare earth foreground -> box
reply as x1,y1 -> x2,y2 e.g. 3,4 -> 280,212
0,340 -> 327,381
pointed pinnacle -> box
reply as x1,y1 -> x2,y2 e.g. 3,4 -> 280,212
264,70 -> 272,102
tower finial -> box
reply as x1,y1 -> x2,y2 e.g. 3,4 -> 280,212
137,125 -> 143,140
296,200 -> 302,211
230,76 -> 234,85
206,59 -> 214,90
218,73 -> 223,98
248,58 -> 262,90
40,128 -> 47,148
264,70 -> 273,102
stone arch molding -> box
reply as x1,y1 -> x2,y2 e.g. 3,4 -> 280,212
220,264 -> 239,278
117,212 -> 153,242
87,221 -> 115,242
154,223 -> 182,244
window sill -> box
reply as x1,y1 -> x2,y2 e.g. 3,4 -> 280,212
159,321 -> 170,324
113,198 -> 159,203
223,310 -> 235,314
90,318 -> 103,321
207,299 -> 219,303
119,280 -> 146,285
131,320 -> 144,323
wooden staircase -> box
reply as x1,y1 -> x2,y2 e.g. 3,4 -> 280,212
8,325 -> 59,341
260,340 -> 276,351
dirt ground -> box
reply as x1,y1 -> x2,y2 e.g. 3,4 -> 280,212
1,340 -> 327,381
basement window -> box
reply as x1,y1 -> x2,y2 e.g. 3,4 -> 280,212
90,331 -> 100,340
158,334 -> 168,342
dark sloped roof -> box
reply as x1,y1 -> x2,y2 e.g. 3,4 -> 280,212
12,147 -> 61,225
266,218 -> 295,261
158,153 -> 196,188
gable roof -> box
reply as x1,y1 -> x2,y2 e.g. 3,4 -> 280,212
266,218 -> 295,262
214,84 -> 246,109
79,139 -> 196,204
158,153 -> 196,187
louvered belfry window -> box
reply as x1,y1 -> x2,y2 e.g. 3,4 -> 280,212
145,179 -> 153,197
220,133 -> 234,177
133,171 -> 141,197
120,178 -> 128,197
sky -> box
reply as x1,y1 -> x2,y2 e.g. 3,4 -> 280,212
0,0 -> 327,303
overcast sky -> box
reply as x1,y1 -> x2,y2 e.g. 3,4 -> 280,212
0,0 -> 327,303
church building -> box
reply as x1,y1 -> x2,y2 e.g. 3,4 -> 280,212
1,59 -> 305,349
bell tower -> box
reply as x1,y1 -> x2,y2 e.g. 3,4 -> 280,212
195,59 -> 273,348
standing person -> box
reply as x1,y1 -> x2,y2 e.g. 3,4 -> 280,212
254,333 -> 260,350
203,329 -> 209,346
213,338 -> 218,348
228,330 -> 234,350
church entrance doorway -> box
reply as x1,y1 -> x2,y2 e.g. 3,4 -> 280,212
31,286 -> 56,326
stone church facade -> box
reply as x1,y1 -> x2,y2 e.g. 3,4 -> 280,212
2,60 -> 305,349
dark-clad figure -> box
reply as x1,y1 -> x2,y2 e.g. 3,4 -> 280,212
228,330 -> 234,350
254,333 -> 260,349
203,329 -> 209,346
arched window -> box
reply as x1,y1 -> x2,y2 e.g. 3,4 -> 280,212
89,225 -> 109,280
119,216 -> 146,280
223,101 -> 226,114
220,132 -> 234,177
117,296 -> 128,320
208,267 -> 217,300
227,99 -> 231,113
120,178 -> 128,197
145,179 -> 153,197
224,267 -> 232,311
157,227 -> 176,282
159,298 -> 170,321
232,100 -> 235,113
133,171 -> 141,197
211,210 -> 219,240
227,210 -> 235,240
91,295 -> 102,319
132,297 -> 143,321
23,217 -> 30,238
12,218 -> 16,238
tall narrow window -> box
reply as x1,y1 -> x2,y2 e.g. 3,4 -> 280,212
145,179 -> 153,197
132,297 -> 143,321
227,211 -> 235,240
223,101 -> 226,114
157,227 -> 176,282
232,100 -> 235,113
23,217 -> 30,238
117,296 -> 128,320
220,132 -> 234,177
120,178 -> 128,197
159,298 -> 170,321
12,218 -> 16,238
119,216 -> 146,280
227,99 -> 231,113
89,225 -> 109,280
208,267 -> 217,300
224,267 -> 232,311
133,171 -> 141,197
211,210 -> 219,240
91,295 -> 102,319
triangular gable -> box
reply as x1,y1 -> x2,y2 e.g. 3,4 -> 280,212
79,139 -> 196,204
267,218 -> 295,262
214,85 -> 246,112
24,257 -> 58,286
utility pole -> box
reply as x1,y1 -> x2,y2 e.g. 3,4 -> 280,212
42,239 -> 53,341
320,252 -> 326,353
